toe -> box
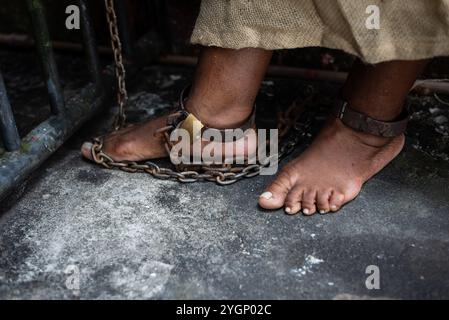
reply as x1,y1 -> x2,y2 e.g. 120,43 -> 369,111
284,185 -> 304,215
316,190 -> 331,214
301,189 -> 317,215
259,171 -> 293,210
81,142 -> 93,161
287,202 -> 302,215
329,191 -> 345,212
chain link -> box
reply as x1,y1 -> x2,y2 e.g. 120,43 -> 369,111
95,1 -> 312,185
105,0 -> 128,130
90,109 -> 312,185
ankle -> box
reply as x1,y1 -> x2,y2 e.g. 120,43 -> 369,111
185,99 -> 254,129
344,98 -> 404,122
342,88 -> 405,122
332,119 -> 399,148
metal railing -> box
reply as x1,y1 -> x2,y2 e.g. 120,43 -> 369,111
0,0 -> 160,201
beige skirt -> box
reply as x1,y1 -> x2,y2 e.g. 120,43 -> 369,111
191,0 -> 449,64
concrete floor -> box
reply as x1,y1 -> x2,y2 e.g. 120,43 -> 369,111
1,65 -> 449,300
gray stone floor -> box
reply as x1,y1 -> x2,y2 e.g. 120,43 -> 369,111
1,65 -> 449,300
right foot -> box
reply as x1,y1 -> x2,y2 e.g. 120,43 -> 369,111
81,47 -> 271,166
81,111 -> 257,164
81,115 -> 169,162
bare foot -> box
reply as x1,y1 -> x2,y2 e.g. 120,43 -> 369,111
80,112 -> 257,164
81,47 -> 272,166
258,118 -> 405,215
81,115 -> 169,162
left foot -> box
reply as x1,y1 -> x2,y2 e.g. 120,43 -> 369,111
258,118 -> 405,215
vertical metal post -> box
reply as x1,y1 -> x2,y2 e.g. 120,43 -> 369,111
26,0 -> 65,115
0,71 -> 21,151
78,0 -> 103,93
114,0 -> 133,58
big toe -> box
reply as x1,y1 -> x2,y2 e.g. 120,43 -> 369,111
258,174 -> 291,210
81,142 -> 93,161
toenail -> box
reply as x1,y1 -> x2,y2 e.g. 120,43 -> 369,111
319,210 -> 325,214
302,208 -> 310,215
285,207 -> 291,214
330,205 -> 338,211
259,191 -> 273,200
82,142 -> 93,150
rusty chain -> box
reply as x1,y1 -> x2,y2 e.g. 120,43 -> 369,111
91,107 -> 312,185
105,0 -> 127,130
95,0 -> 312,185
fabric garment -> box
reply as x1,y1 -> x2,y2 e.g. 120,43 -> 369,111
191,0 -> 449,63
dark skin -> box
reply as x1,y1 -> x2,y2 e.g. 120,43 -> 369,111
82,47 -> 428,215
343,59 -> 428,121
81,47 -> 271,162
260,58 -> 428,214
187,47 -> 273,129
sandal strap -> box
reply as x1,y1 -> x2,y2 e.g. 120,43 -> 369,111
167,86 -> 256,142
332,100 -> 409,137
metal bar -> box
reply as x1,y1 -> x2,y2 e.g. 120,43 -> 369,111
78,0 -> 103,93
114,0 -> 133,58
0,33 -> 112,55
1,31 -> 448,96
25,0 -> 65,115
0,71 -> 21,151
157,54 -> 348,82
0,83 -> 109,203
0,32 -> 161,202
157,54 -> 449,95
